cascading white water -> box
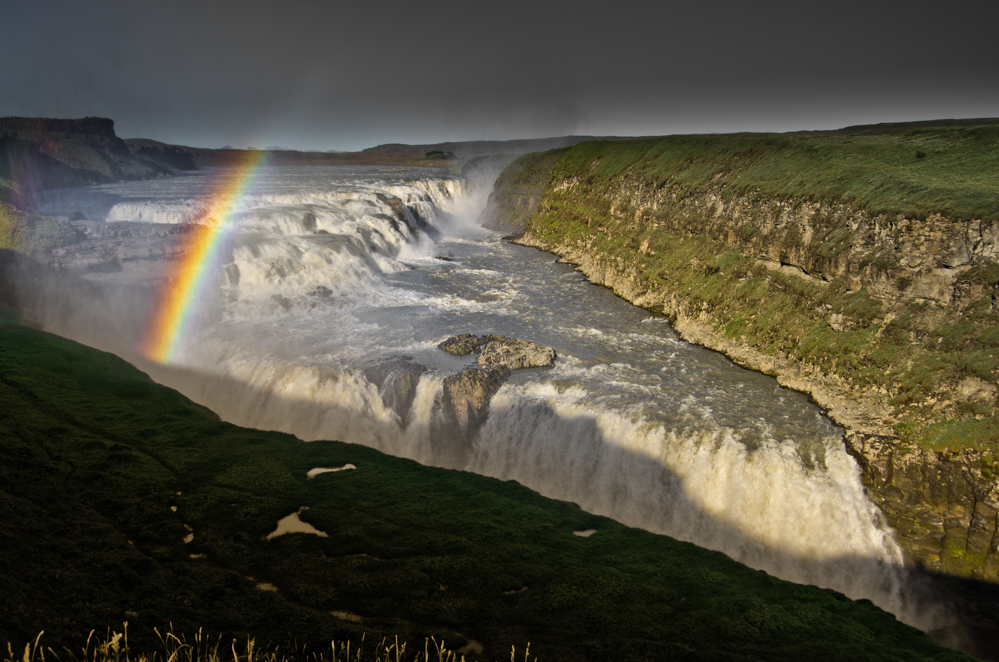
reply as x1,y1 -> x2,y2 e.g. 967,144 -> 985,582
28,163 -> 918,625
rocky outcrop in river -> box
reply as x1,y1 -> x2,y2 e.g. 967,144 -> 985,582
441,365 -> 511,435
435,334 -> 557,462
440,333 -> 557,369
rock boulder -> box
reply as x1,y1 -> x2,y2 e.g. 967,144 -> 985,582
477,336 -> 556,370
437,334 -> 487,356
433,334 -> 557,465
437,333 -> 557,370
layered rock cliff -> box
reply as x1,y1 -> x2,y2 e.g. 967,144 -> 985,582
0,117 -> 194,207
480,149 -> 565,233
483,124 -> 999,580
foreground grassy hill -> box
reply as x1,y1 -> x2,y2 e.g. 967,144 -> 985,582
0,202 -> 19,250
484,120 -> 999,582
0,306 -> 972,661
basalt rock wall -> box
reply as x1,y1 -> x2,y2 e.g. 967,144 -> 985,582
0,116 -> 118,138
0,117 -> 195,207
480,149 -> 567,233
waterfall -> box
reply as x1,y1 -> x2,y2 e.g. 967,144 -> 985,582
20,163 -> 924,629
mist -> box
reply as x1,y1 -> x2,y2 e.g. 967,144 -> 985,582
4,164 -> 969,642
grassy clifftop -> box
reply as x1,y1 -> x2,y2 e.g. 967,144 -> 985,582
554,121 -> 999,222
0,202 -> 20,250
485,120 -> 999,239
0,307 -> 970,661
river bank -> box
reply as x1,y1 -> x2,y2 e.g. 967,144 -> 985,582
485,122 -> 999,581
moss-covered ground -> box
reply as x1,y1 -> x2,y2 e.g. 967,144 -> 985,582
0,202 -> 21,251
0,307 -> 973,661
551,121 -> 999,222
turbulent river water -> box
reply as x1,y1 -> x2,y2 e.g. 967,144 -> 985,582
29,165 -> 933,628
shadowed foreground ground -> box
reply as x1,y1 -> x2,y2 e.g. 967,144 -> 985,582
0,306 -> 974,661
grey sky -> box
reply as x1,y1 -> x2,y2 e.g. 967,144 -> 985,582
2,0 -> 996,151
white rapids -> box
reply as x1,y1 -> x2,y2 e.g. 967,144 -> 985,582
24,163 -> 920,625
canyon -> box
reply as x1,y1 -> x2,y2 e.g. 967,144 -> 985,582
483,124 -> 999,581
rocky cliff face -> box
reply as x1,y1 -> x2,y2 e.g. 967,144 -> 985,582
0,117 -> 118,138
123,138 -> 198,172
485,140 -> 999,581
435,335 -> 557,464
0,117 -> 194,207
480,149 -> 567,232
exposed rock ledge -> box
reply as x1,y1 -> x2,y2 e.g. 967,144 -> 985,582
1,116 -> 196,208
440,364 -> 511,436
436,335 -> 557,459
439,333 -> 557,370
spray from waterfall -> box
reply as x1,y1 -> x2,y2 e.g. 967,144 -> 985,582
16,162 -> 957,638
142,151 -> 270,364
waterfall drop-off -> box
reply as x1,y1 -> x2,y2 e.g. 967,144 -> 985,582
14,163 -> 946,632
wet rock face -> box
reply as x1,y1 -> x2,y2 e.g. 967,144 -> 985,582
437,334 -> 557,370
441,365 -> 511,433
435,365 -> 511,466
846,433 -> 999,581
363,359 -> 427,425
434,334 -> 557,465
479,149 -> 565,233
374,192 -> 405,217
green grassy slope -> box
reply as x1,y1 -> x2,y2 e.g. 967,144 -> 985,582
0,202 -> 21,250
556,124 -> 999,221
0,307 -> 972,661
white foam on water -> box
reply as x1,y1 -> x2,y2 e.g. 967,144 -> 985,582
468,381 -> 905,612
24,164 -> 923,628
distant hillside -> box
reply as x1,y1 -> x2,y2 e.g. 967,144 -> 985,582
122,138 -> 198,172
357,136 -> 640,160
818,117 -> 999,136
0,117 -> 195,207
171,136 -> 637,167
0,117 -> 641,194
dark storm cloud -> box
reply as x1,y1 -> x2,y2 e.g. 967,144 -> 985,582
2,0 -> 996,150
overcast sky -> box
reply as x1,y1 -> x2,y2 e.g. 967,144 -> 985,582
2,0 -> 996,151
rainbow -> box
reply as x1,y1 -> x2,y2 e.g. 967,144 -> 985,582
141,151 -> 269,364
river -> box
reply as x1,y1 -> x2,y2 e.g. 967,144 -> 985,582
27,164 -> 929,629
